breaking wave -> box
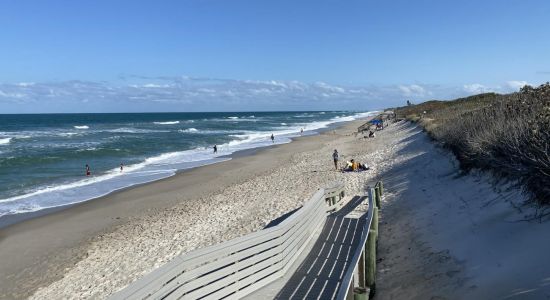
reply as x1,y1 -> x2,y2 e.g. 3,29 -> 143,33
153,121 -> 180,125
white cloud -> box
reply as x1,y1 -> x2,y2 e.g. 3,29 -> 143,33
141,83 -> 171,88
505,80 -> 530,91
463,80 -> 532,95
463,83 -> 494,94
398,84 -> 430,97
0,77 -> 545,113
250,88 -> 273,95
0,90 -> 27,99
314,82 -> 345,93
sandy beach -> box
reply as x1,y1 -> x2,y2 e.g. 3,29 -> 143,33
0,117 -> 388,299
375,123 -> 550,299
3,119 -> 549,299
2,1 -> 546,299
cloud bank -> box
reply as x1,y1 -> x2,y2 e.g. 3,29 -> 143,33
0,76 -> 534,113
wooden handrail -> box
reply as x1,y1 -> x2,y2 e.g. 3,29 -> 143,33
325,182 -> 346,212
337,181 -> 383,300
111,183 -> 346,300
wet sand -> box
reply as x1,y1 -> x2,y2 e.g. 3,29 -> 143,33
1,118 -> 379,299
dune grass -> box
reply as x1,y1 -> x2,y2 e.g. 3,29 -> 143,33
394,83 -> 550,212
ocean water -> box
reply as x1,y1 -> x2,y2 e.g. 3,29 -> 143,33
0,111 -> 374,218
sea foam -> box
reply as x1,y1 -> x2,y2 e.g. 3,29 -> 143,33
153,121 -> 180,125
0,111 -> 377,217
179,128 -> 199,133
154,121 -> 180,125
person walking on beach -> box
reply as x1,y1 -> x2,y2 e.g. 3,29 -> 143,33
300,128 -> 304,135
332,149 -> 339,170
85,164 -> 91,176
213,145 -> 218,153
271,134 -> 275,143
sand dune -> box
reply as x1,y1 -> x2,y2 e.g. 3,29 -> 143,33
3,119 -> 549,299
376,122 -> 550,299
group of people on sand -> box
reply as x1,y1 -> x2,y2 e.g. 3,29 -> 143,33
343,159 -> 369,172
332,149 -> 369,172
359,128 -> 377,139
360,119 -> 388,139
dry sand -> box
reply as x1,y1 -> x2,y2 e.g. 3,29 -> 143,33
4,119 -> 549,299
376,122 -> 550,300
1,118 -> 394,299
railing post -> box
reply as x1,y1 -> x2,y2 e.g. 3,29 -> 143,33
358,247 -> 366,287
353,287 -> 369,300
372,206 -> 379,242
365,186 -> 379,298
378,181 -> 384,196
375,186 -> 381,209
369,187 -> 380,209
346,277 -> 355,300
367,186 -> 376,204
365,229 -> 377,297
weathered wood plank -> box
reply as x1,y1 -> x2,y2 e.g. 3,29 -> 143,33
176,253 -> 282,299
335,185 -> 377,300
111,182 -> 351,300
120,230 -> 284,299
155,237 -> 283,298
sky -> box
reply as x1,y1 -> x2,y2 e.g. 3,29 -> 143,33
0,0 -> 549,113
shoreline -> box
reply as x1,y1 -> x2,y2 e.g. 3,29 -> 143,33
0,117 -> 374,299
6,117 -> 549,299
0,118 -> 353,229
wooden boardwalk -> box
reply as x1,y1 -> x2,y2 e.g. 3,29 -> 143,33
245,196 -> 369,300
111,182 -> 380,300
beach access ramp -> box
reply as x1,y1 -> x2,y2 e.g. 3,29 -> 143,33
111,182 -> 383,300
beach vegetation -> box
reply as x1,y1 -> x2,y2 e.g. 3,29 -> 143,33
395,83 -> 550,212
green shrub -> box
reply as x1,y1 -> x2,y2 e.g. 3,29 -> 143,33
395,84 -> 550,208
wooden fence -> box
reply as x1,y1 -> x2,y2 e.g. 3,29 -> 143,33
338,181 -> 383,300
112,183 -> 347,300
325,182 -> 346,212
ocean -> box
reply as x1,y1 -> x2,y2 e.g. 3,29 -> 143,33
0,111 -> 374,219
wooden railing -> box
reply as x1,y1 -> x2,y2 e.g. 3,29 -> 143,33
337,181 -> 383,300
112,183 -> 346,300
325,182 -> 346,212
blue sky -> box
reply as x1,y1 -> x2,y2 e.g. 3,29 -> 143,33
1,0 -> 549,113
